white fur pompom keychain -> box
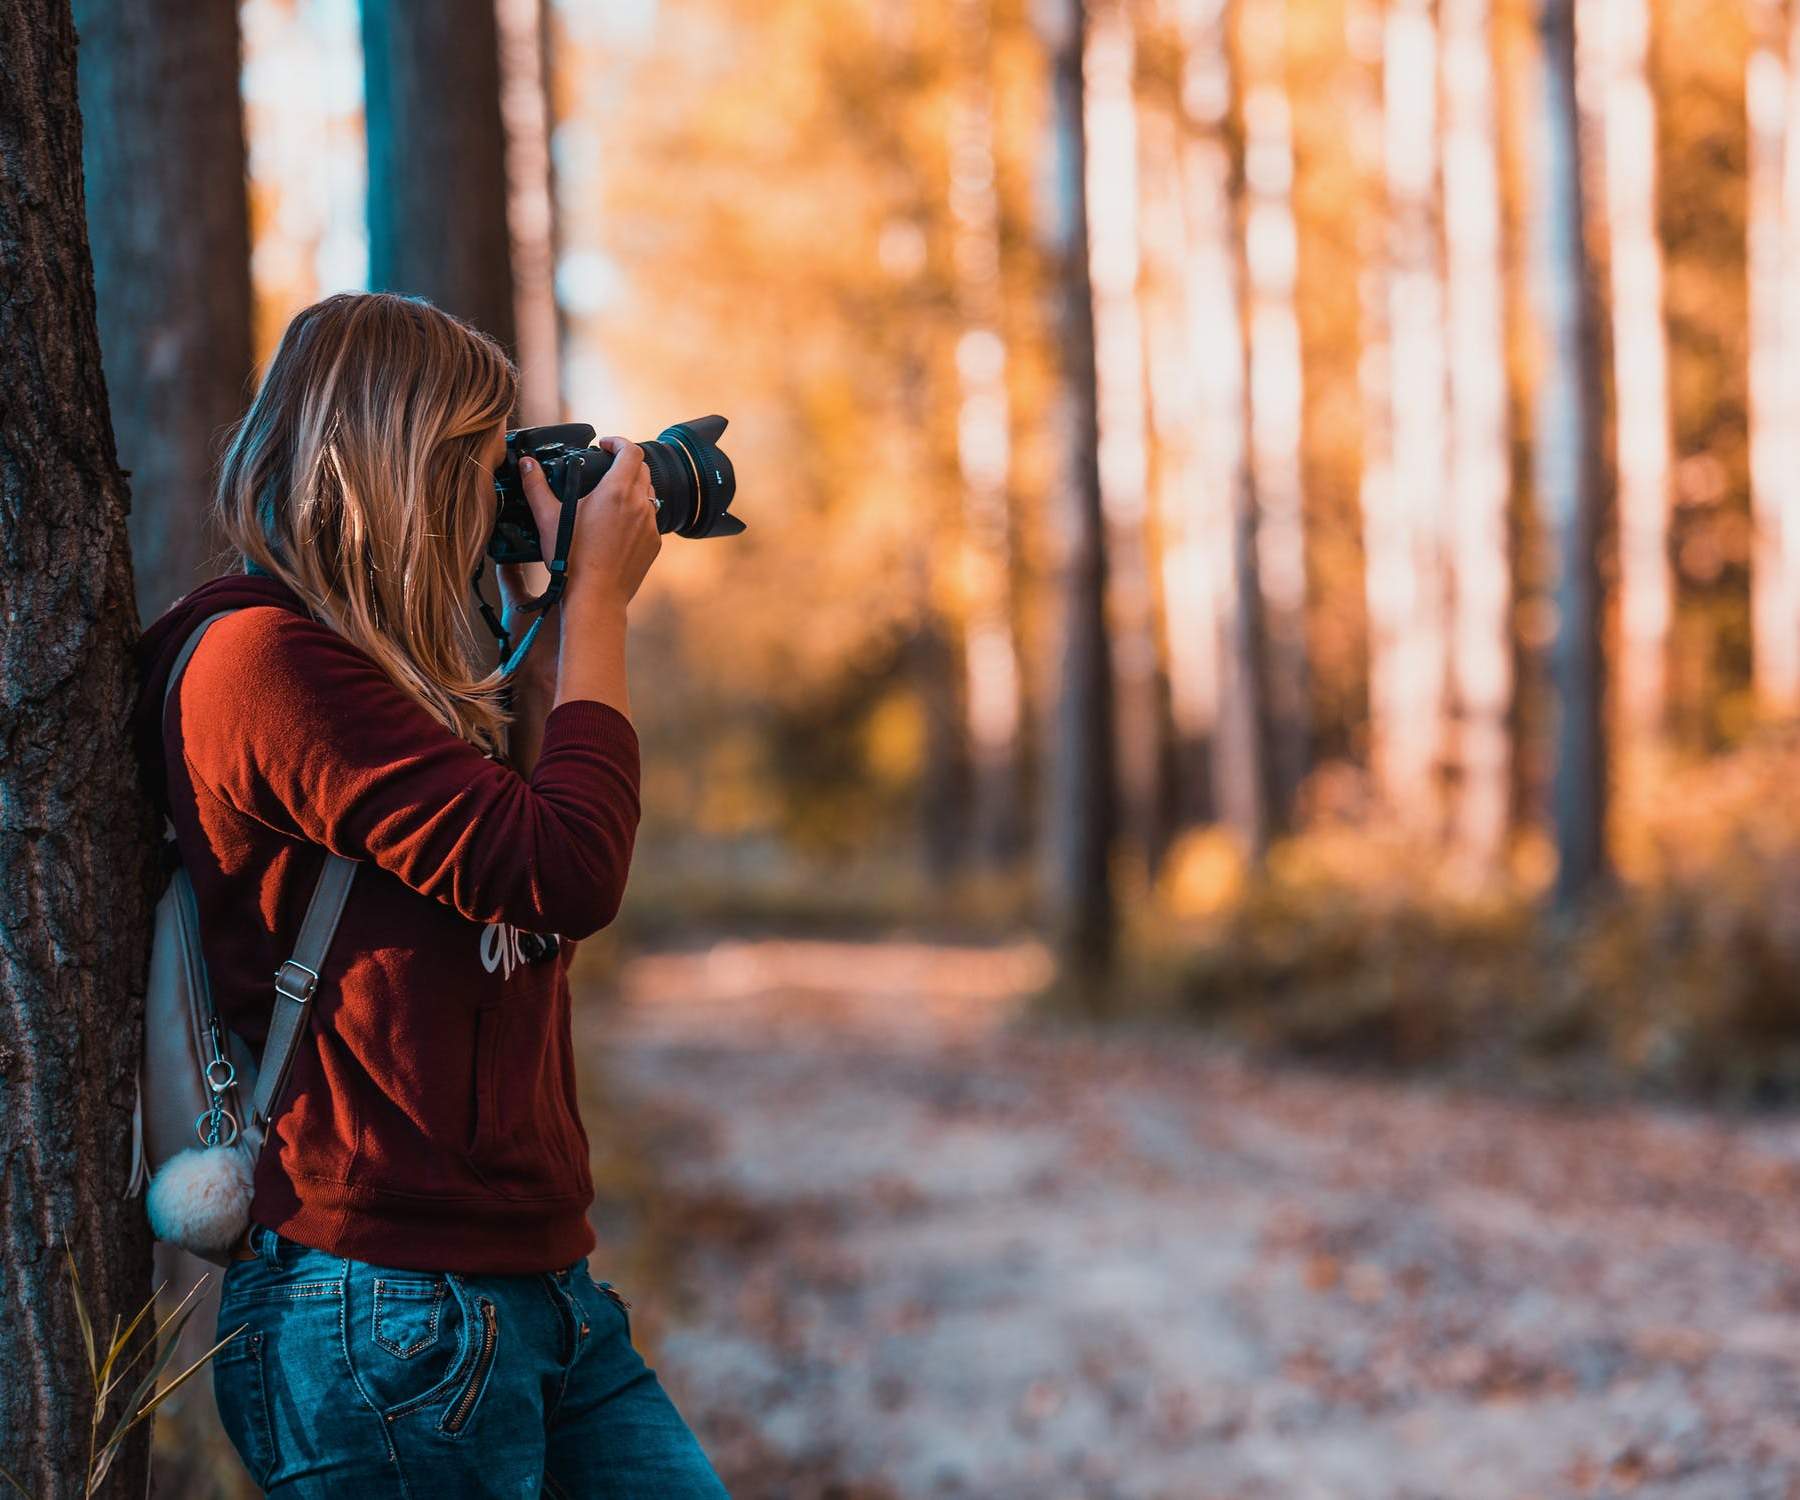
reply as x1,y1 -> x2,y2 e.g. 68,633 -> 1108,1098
145,1141 -> 256,1258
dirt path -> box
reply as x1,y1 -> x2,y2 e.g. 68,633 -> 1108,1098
579,938 -> 1800,1500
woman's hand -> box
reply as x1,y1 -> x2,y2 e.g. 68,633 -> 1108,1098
494,451 -> 568,667
563,436 -> 663,611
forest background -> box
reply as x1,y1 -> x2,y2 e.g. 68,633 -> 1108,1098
12,0 -> 1800,1493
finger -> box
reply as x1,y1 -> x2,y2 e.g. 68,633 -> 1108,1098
599,438 -> 645,480
517,456 -> 562,537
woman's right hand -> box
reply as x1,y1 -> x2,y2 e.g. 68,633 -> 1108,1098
519,435 -> 662,612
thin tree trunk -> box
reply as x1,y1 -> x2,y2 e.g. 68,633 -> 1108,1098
1038,0 -> 1117,990
74,0 -> 253,623
1443,0 -> 1515,869
363,0 -> 516,348
1591,0 -> 1673,740
1751,0 -> 1800,717
1238,0 -> 1309,829
1166,0 -> 1270,857
1779,0 -> 1800,721
1084,0 -> 1167,878
1373,0 -> 1452,836
0,2 -> 161,1494
497,0 -> 560,425
1140,87 -> 1213,830
1532,0 -> 1609,910
948,0 -> 1027,868
1749,0 -> 1789,714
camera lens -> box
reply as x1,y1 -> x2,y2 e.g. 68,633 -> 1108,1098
640,416 -> 740,538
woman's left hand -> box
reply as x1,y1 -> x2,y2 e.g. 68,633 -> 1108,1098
494,454 -> 567,674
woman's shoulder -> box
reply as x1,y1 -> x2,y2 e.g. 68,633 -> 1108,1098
178,604 -> 395,735
187,605 -> 374,683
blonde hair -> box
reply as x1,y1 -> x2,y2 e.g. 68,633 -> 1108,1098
214,291 -> 518,758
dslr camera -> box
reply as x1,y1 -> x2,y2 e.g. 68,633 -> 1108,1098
488,414 -> 740,564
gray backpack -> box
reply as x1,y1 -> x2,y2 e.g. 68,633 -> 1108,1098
123,608 -> 357,1266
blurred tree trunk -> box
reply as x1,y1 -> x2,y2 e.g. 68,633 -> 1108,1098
497,0 -> 560,425
1531,0 -> 1610,910
1237,0 -> 1309,831
1037,0 -> 1117,990
1589,0 -> 1672,741
1084,0 -> 1170,880
947,0 -> 1027,869
1139,62 -> 1215,836
1442,0 -> 1515,870
1750,0 -> 1800,714
1159,0 -> 1271,859
74,0 -> 252,624
364,0 -> 517,349
1367,0 -> 1451,837
0,1 -> 161,1494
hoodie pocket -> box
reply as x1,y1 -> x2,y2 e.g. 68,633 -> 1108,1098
467,1003 -> 503,1158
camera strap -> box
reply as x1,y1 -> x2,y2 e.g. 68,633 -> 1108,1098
474,456 -> 586,676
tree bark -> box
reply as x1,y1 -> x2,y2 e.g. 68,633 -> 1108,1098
1442,0 -> 1515,870
497,0 -> 561,425
1531,0 -> 1610,911
1037,0 -> 1117,991
0,2 -> 161,1495
364,0 -> 517,350
74,0 -> 253,625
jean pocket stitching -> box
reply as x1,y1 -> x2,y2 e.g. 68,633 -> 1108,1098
373,1273 -> 474,1421
371,1277 -> 448,1359
211,1326 -> 277,1488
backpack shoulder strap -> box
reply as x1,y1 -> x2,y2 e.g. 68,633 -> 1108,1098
160,604 -> 359,1161
162,608 -> 243,730
251,851 -> 357,1143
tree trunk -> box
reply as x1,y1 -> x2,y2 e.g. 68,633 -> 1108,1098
0,2 -> 161,1495
1442,0 -> 1515,870
74,0 -> 253,624
1084,0 -> 1167,880
1164,0 -> 1271,858
1368,0 -> 1452,836
948,0 -> 1027,868
1037,0 -> 1117,991
497,0 -> 561,425
1238,0 -> 1309,830
1750,0 -> 1800,716
1590,0 -> 1673,741
1531,0 -> 1609,911
364,0 -> 517,349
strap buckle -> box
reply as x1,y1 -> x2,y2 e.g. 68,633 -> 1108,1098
273,958 -> 320,1006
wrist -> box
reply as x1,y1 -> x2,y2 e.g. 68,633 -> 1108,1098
563,588 -> 630,626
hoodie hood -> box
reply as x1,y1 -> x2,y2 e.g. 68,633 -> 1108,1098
132,570 -> 320,818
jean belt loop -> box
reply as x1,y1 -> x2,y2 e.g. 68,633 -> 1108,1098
257,1223 -> 280,1269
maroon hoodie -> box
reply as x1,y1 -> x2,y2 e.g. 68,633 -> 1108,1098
132,571 -> 640,1274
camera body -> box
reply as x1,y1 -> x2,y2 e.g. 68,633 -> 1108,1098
488,415 -> 740,565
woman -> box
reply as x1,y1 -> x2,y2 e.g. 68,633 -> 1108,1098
130,291 -> 729,1497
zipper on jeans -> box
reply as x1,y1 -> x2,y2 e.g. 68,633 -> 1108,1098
441,1297 -> 498,1433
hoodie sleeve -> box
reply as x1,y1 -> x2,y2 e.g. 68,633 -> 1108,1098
172,605 -> 639,941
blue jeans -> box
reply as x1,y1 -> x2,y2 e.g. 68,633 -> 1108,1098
210,1222 -> 730,1498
